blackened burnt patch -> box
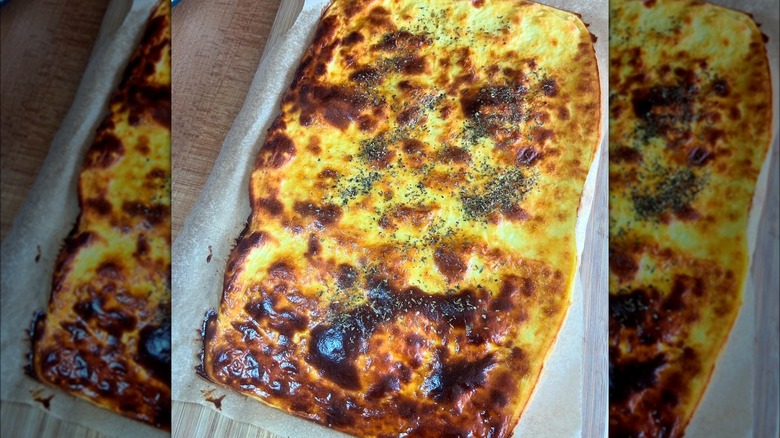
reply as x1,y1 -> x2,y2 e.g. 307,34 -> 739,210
609,353 -> 666,405
423,348 -> 496,403
122,201 -> 168,226
374,30 -> 431,52
137,320 -> 171,383
86,133 -> 124,168
541,78 -> 558,97
307,280 -> 478,390
256,133 -> 296,168
433,246 -> 467,282
631,82 -> 697,144
294,202 -> 342,227
296,84 -> 372,130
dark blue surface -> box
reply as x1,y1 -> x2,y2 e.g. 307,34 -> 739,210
171,0 -> 182,7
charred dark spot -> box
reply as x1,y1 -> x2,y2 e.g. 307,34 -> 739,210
490,389 -> 509,407
397,106 -> 421,126
402,139 -> 424,154
349,67 -> 382,85
268,262 -> 295,282
226,230 -> 266,273
395,55 -> 427,75
440,146 -> 470,163
298,84 -> 371,130
610,289 -> 650,328
258,197 -> 284,215
136,235 -> 150,256
236,231 -> 265,257
86,197 -> 112,215
612,146 -> 642,163
232,320 -> 261,342
423,349 -> 496,402
712,79 -> 729,97
294,202 -> 342,227
343,31 -> 364,46
257,133 -> 296,168
541,79 -> 558,97
313,15 -> 337,48
366,375 -> 401,401
137,321 -> 171,382
97,262 -> 122,280
375,30 -> 430,51
336,264 -> 359,289
319,168 -> 338,179
147,168 -> 166,180
610,354 -> 666,405
493,276 -> 533,312
503,205 -> 530,221
702,128 -> 725,145
433,246 -> 467,282
307,234 -> 321,256
87,133 -> 124,168
688,147 -> 713,166
244,294 -> 307,342
532,128 -> 554,145
326,400 -> 355,427
516,147 -> 541,166
308,281 -> 478,390
60,321 -> 88,342
665,275 -> 703,311
631,84 -> 696,142
74,298 -> 137,339
122,202 -> 167,226
206,245 -> 213,263
609,246 -> 638,282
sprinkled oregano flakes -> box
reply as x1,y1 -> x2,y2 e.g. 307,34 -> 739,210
631,165 -> 707,221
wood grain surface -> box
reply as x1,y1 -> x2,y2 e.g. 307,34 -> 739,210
0,0 -> 109,240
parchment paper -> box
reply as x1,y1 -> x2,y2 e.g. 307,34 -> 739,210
0,0 -> 168,436
171,0 -> 608,436
685,0 -> 780,436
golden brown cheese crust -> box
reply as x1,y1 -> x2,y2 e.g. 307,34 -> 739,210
30,0 -> 171,430
608,0 -> 772,436
203,0 -> 600,436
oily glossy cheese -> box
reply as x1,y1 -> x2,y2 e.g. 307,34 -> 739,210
30,0 -> 171,430
608,0 -> 772,436
202,0 -> 600,436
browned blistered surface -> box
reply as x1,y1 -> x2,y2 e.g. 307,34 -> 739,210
608,0 -> 772,436
30,0 -> 172,430
202,0 -> 600,436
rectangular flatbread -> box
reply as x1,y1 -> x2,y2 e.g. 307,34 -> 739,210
201,0 -> 600,436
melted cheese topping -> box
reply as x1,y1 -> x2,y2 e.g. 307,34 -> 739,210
31,0 -> 171,429
203,1 -> 599,436
608,0 -> 772,436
